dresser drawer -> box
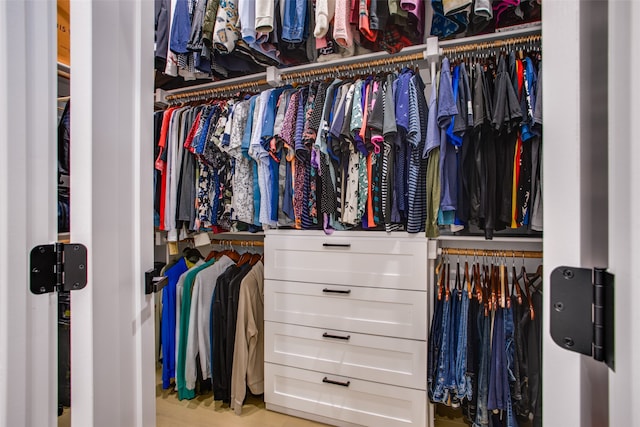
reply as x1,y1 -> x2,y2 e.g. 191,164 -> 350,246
264,280 -> 427,340
264,233 -> 427,291
265,322 -> 426,390
265,363 -> 427,427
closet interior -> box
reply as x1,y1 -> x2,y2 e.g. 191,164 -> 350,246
151,1 -> 543,426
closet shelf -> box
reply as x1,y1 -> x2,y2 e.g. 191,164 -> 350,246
156,22 -> 542,107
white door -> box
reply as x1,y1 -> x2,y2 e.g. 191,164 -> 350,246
0,1 -> 59,426
1,0 -> 155,426
608,1 -> 640,426
68,0 -> 156,426
544,1 -> 640,426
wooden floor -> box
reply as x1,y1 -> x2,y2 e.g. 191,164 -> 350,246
59,368 -> 329,427
57,369 -> 470,427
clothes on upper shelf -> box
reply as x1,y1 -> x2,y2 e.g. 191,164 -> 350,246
428,258 -> 542,427
430,0 -> 541,40
160,249 -> 264,412
154,0 -> 425,80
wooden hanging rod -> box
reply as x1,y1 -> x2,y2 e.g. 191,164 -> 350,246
279,51 -> 426,82
439,247 -> 543,259
441,33 -> 541,56
211,239 -> 264,247
165,78 -> 269,103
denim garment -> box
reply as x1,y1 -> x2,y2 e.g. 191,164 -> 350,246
431,292 -> 452,403
445,288 -> 460,399
462,297 -> 481,423
474,310 -> 491,427
282,0 -> 307,42
428,283 -> 444,400
455,288 -> 472,400
488,308 -> 506,411
504,305 -> 519,427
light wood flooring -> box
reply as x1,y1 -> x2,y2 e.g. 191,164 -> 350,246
59,368 -> 330,427
58,369 -> 469,427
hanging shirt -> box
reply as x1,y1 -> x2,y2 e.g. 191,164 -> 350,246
184,256 -> 235,391
228,100 -> 252,225
175,258 -> 207,400
230,261 -> 265,415
161,257 -> 189,389
437,58 -> 459,224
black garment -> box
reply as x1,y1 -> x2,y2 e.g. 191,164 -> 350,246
58,101 -> 71,233
212,265 -> 239,403
455,63 -> 474,223
224,263 -> 253,402
477,65 -> 498,239
462,296 -> 481,423
529,287 -> 543,427
492,55 -> 522,229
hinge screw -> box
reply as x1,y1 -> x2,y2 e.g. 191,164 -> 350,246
562,269 -> 574,279
564,337 -> 575,347
39,247 -> 45,253
554,302 -> 564,312
79,264 -> 85,270
32,268 -> 39,273
39,286 -> 46,293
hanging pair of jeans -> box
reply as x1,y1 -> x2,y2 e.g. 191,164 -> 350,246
445,288 -> 461,403
474,309 -> 491,427
428,282 -> 444,400
455,288 -> 472,401
431,290 -> 452,404
487,307 -> 519,427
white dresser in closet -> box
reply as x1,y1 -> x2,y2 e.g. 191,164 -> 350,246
264,230 -> 428,427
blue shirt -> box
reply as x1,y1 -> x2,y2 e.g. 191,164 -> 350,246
161,258 -> 189,389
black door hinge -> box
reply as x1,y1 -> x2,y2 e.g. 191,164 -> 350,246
550,266 -> 614,371
30,243 -> 87,294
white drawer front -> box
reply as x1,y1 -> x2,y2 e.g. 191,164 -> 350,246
265,363 -> 427,427
264,280 -> 427,340
264,234 -> 427,291
265,322 -> 426,390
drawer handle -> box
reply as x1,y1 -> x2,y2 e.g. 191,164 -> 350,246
322,288 -> 351,294
322,377 -> 351,388
322,243 -> 351,248
322,332 -> 351,341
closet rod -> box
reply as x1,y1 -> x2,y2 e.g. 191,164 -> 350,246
440,33 -> 541,56
58,96 -> 71,102
439,23 -> 541,50
210,239 -> 264,248
58,62 -> 71,79
279,51 -> 426,82
164,72 -> 268,103
439,247 -> 543,259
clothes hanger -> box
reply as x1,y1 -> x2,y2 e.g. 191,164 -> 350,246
502,253 -> 511,309
445,256 -> 451,302
521,261 -> 535,320
511,252 -> 523,305
490,259 -> 498,312
454,256 -> 461,300
464,259 -> 472,300
437,254 -> 446,301
474,252 -> 483,303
